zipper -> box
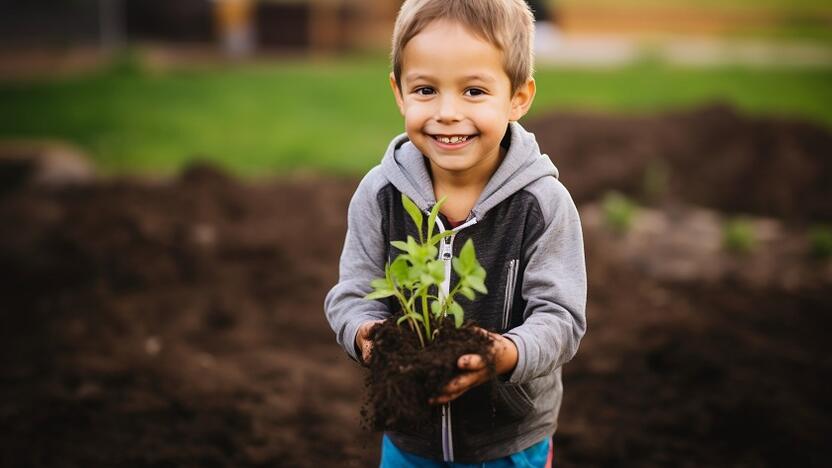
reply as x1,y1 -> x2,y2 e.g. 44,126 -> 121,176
441,403 -> 453,462
502,259 -> 518,330
439,229 -> 453,301
429,211 -> 477,462
433,216 -> 478,302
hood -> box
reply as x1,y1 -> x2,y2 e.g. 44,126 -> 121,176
379,121 -> 559,220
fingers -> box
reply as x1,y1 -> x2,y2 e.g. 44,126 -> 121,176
429,368 -> 489,405
472,325 -> 496,339
361,341 -> 373,363
357,319 -> 382,364
427,354 -> 489,403
457,353 -> 486,370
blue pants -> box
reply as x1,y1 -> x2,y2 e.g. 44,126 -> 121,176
380,434 -> 551,468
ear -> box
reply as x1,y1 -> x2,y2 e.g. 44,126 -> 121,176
508,78 -> 536,122
390,72 -> 405,116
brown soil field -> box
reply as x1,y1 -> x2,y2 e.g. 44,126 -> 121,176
527,104 -> 832,222
1,105 -> 830,467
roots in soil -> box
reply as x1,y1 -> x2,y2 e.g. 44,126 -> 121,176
363,317 -> 495,432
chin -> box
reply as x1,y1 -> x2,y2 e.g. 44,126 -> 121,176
428,157 -> 473,173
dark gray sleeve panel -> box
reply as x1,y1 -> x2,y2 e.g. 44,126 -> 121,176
323,166 -> 393,361
503,177 -> 587,384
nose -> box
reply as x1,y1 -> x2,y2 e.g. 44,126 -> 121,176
435,94 -> 462,123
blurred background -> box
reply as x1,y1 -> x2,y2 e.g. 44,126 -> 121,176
1,1 -> 831,467
1,0 -> 830,175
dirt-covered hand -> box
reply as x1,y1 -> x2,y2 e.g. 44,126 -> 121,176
429,353 -> 490,405
429,329 -> 518,405
355,319 -> 384,365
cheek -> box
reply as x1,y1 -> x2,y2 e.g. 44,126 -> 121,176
473,107 -> 509,134
404,106 -> 431,132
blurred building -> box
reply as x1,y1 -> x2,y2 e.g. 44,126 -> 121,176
0,0 -> 403,54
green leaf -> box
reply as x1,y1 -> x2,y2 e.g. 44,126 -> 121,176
430,300 -> 442,317
365,289 -> 395,300
459,286 -> 475,301
389,257 -> 410,283
396,315 -> 411,326
474,265 -> 486,279
459,239 -> 476,269
412,243 -> 429,263
467,275 -> 488,294
390,240 -> 409,252
402,194 -> 424,243
406,236 -> 419,256
452,257 -> 463,276
427,196 -> 446,241
370,277 -> 391,290
449,301 -> 464,328
428,229 -> 454,246
427,260 -> 445,284
406,263 -> 422,284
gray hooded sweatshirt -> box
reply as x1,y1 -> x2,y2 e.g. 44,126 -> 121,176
324,122 -> 587,463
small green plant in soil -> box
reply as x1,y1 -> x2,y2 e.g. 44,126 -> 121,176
362,194 -> 493,431
366,195 -> 487,347
723,217 -> 757,255
602,191 -> 638,234
808,225 -> 832,260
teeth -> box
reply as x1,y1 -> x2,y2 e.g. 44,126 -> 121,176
437,135 -> 469,144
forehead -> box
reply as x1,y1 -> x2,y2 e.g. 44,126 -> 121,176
401,19 -> 508,84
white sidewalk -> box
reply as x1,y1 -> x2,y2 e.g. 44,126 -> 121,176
535,29 -> 832,68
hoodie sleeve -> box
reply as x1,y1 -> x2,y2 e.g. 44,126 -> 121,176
503,178 -> 587,384
324,167 -> 392,361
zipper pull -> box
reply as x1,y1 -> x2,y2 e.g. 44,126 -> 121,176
440,236 -> 453,260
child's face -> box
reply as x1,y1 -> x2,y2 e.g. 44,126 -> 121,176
391,19 -> 535,180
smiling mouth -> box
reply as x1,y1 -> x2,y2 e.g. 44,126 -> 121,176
432,135 -> 475,144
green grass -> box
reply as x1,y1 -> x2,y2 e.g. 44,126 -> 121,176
0,57 -> 403,176
1,56 -> 831,176
532,61 -> 832,124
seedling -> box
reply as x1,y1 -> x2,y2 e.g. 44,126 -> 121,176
722,217 -> 756,255
602,191 -> 638,234
809,225 -> 832,260
365,194 -> 487,348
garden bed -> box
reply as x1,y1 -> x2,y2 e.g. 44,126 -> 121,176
1,105 -> 830,467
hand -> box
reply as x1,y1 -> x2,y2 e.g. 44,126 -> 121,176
429,328 -> 518,405
355,319 -> 384,365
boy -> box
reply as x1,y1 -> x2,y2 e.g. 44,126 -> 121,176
324,0 -> 586,465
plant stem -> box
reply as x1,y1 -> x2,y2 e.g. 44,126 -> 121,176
393,289 -> 426,349
394,291 -> 409,318
406,315 -> 417,335
421,293 -> 431,341
413,317 -> 425,348
442,283 -> 463,319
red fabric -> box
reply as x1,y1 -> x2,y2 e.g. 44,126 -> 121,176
545,440 -> 554,467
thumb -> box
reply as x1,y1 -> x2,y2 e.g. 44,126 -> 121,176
362,341 -> 373,361
458,354 -> 485,370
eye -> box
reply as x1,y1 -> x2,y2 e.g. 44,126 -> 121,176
464,88 -> 486,97
414,86 -> 436,96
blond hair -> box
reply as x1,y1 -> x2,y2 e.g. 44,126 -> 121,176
391,0 -> 535,93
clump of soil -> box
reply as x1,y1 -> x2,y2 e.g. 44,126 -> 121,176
365,317 -> 494,432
